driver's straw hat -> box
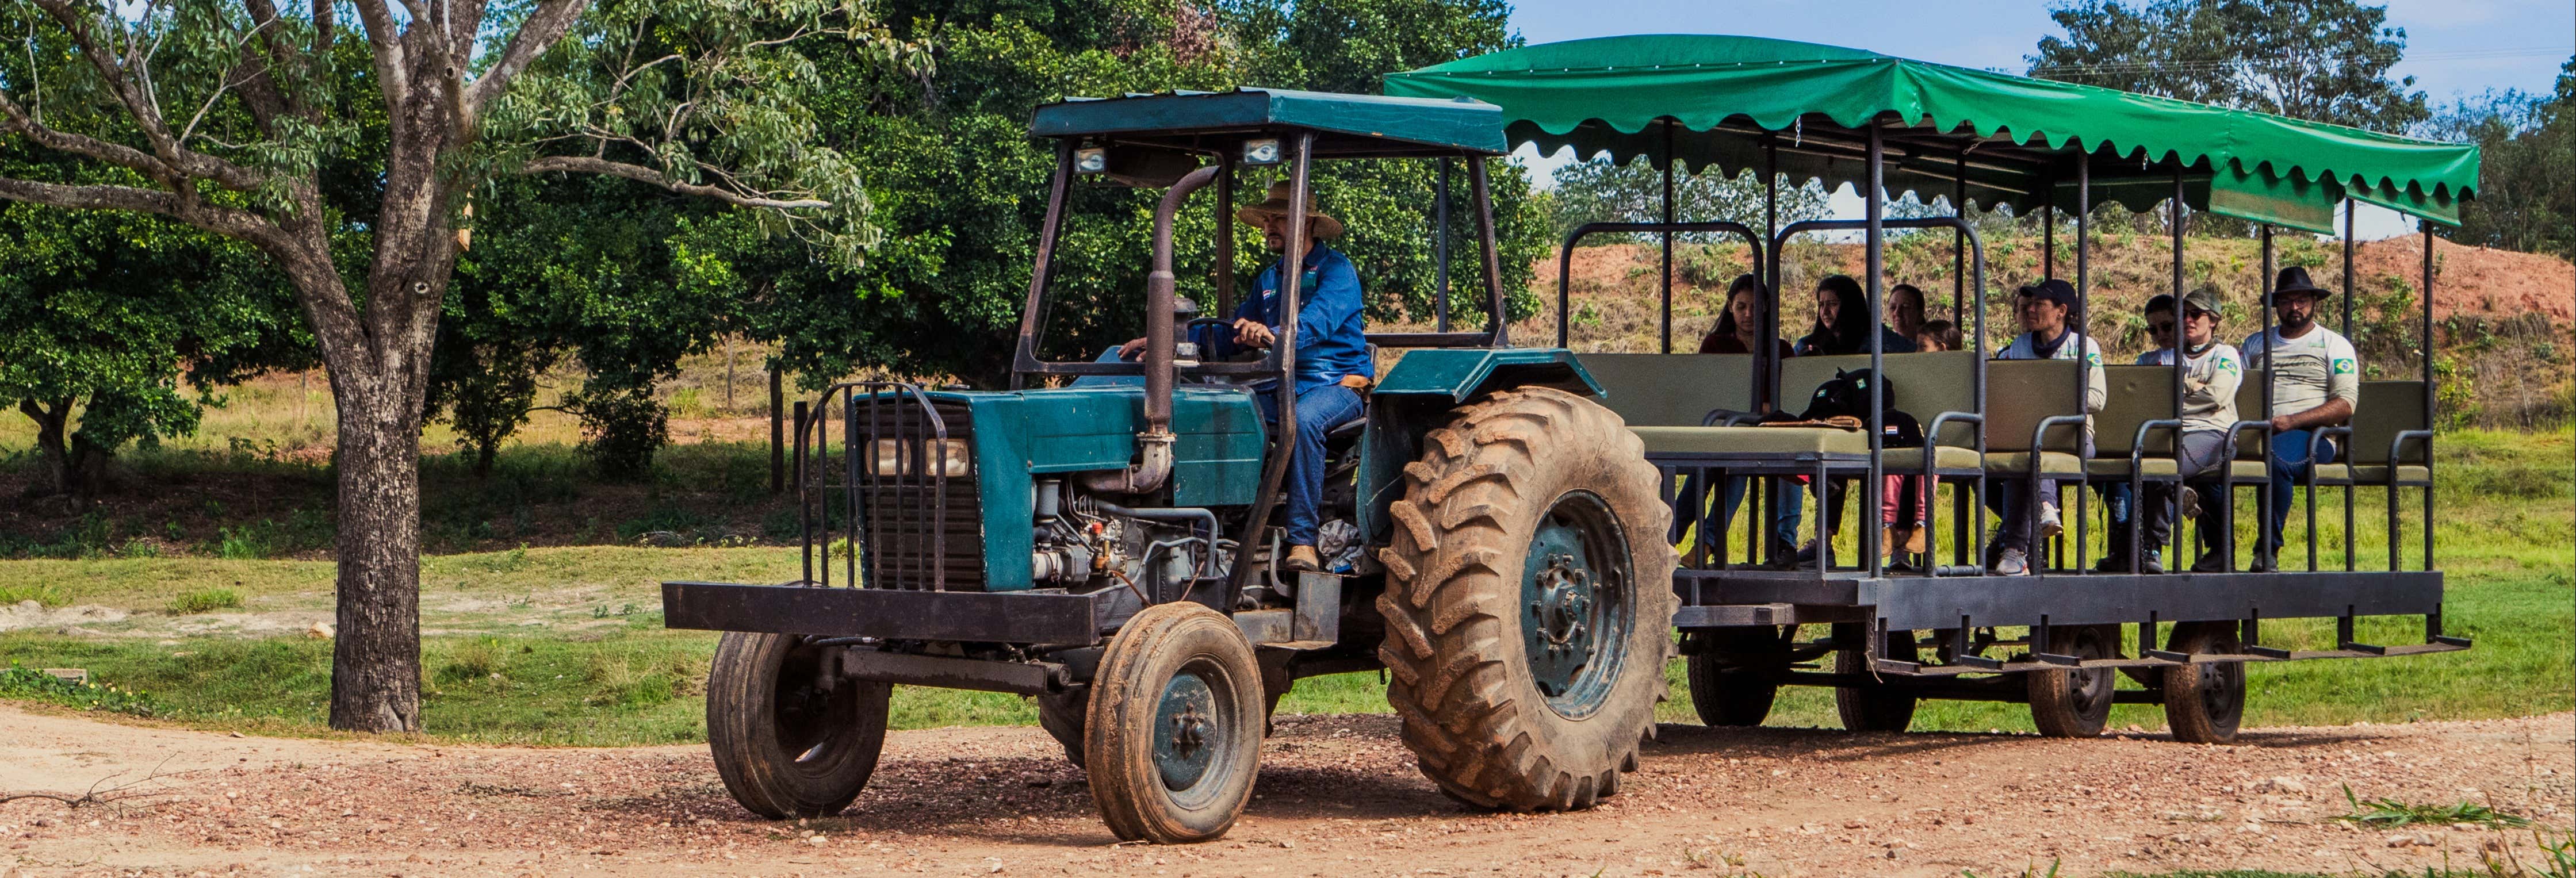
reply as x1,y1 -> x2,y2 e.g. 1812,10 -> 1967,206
1237,181 -> 1345,239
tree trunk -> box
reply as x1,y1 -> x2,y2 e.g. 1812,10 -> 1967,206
17,397 -> 72,497
327,367 -> 426,733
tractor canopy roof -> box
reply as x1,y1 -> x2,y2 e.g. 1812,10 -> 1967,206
1384,34 -> 2480,231
1031,87 -> 1510,160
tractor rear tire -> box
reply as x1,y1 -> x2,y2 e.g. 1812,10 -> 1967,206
706,632 -> 891,818
1685,627 -> 1784,727
2160,622 -> 2247,744
1832,622 -> 1920,733
1084,602 -> 1265,844
2027,624 -> 2119,738
1036,687 -> 1088,768
1377,386 -> 1678,812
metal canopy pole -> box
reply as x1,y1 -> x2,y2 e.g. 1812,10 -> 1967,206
1864,123 -> 1886,575
1228,133 -> 1316,592
2342,198 -> 2357,572
2420,221 -> 2436,570
2260,223 -> 2275,570
2171,167 -> 2191,570
2056,151 -> 2090,578
1954,144 -> 1969,319
1661,119 -> 1676,354
1763,134 -> 1781,410
1434,158 -> 1451,333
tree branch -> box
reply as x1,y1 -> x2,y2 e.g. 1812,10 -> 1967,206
520,155 -> 830,209
349,0 -> 409,110
463,0 -> 592,117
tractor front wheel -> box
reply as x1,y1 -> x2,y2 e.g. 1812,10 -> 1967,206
1377,386 -> 1678,812
706,632 -> 891,818
1083,602 -> 1265,844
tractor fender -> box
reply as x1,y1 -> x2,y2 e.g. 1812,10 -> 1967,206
1369,347 -> 1602,404
1355,348 -> 1604,547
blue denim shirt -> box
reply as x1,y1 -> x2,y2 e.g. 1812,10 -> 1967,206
1196,246 -> 1368,393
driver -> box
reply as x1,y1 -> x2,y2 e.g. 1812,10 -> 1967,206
1122,181 -> 1368,572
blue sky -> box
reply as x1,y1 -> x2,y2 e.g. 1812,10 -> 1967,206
1500,0 -> 2575,239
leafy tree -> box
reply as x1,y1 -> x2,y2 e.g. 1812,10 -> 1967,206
2426,58 -> 2575,262
0,0 -> 913,731
2029,0 -> 2432,133
1547,157 -> 1831,244
0,150 -> 308,507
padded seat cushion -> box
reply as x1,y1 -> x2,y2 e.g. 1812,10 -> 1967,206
2311,463 -> 2432,485
1982,450 -> 2084,477
1631,425 -> 1869,456
2084,458 -> 2273,480
1877,445 -> 1985,473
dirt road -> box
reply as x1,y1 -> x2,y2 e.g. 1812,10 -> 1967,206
2,704 -> 2568,877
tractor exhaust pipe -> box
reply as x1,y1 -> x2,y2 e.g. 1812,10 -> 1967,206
1080,163 -> 1220,496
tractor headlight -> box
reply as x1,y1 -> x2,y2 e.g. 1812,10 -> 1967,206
1074,147 -> 1108,174
868,439 -> 973,478
1241,138 -> 1281,166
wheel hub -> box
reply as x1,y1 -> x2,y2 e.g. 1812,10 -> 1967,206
1519,492 -> 1630,718
1153,673 -> 1220,791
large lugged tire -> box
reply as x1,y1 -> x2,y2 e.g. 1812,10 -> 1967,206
1084,602 -> 1265,844
1377,386 -> 1679,811
706,632 -> 892,818
2160,622 -> 2247,744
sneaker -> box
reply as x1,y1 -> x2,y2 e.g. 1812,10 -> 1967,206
2178,486 -> 2202,519
1994,547 -> 2030,576
2037,503 -> 2064,539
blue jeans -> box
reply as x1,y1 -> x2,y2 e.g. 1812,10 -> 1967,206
2261,427 -> 2339,555
1255,383 -> 1364,547
1671,476 -> 1802,558
1986,435 -> 2093,554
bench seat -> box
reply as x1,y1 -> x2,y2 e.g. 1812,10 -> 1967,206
1630,425 -> 1867,456
2310,463 -> 2431,485
1981,450 -> 2084,477
2082,458 -> 2271,480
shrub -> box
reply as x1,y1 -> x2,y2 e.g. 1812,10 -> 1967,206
0,584 -> 70,607
167,588 -> 244,615
437,637 -> 505,684
0,664 -> 166,717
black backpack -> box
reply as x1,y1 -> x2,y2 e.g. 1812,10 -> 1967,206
1794,368 -> 1923,447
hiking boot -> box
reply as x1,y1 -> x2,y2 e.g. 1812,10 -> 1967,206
1994,547 -> 2030,576
2191,551 -> 2230,573
1283,545 -> 1322,572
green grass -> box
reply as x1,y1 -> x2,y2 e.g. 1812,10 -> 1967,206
2342,784 -> 2535,830
165,587 -> 243,614
0,430 -> 2563,745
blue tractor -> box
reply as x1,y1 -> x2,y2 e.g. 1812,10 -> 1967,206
661,88 -> 1677,844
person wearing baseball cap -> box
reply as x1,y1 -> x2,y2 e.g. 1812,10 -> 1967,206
2240,266 -> 2359,571
1986,278 -> 2106,575
2111,285 -> 2244,573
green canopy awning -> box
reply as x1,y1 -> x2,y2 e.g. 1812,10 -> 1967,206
1383,35 -> 2477,227
1031,87 -> 1508,159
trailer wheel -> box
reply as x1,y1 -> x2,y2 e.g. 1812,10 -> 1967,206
1036,687 -> 1088,768
1084,601 -> 1264,844
706,632 -> 891,818
1377,386 -> 1678,812
2160,622 -> 2246,744
2027,624 -> 2119,738
1685,627 -> 1783,727
1832,622 -> 1919,732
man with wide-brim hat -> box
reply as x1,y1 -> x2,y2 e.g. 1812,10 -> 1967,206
1118,180 -> 1369,572
2240,266 -> 2359,571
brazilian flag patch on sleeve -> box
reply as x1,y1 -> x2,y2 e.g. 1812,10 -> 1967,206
2332,358 -> 2356,374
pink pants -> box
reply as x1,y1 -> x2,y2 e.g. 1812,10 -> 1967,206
1882,475 -> 1930,527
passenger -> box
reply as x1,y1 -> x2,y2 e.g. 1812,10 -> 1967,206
1795,275 -> 1916,356
1913,318 -> 1961,356
1987,278 -> 2105,576
1887,283 -> 1930,346
2108,287 -> 2242,573
1117,181 -> 1367,572
2240,266 -> 2360,572
1879,317 -> 1953,570
1687,274 -> 1801,561
1698,273 -> 1796,358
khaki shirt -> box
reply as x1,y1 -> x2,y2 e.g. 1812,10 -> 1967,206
2241,327 -> 2360,419
2138,344 -> 2245,434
